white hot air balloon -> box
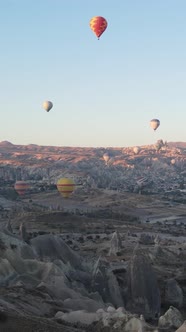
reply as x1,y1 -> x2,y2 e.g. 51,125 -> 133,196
43,101 -> 53,112
133,146 -> 140,154
103,152 -> 110,164
150,119 -> 160,131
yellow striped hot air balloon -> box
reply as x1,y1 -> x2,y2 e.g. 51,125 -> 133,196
57,178 -> 75,198
14,181 -> 30,196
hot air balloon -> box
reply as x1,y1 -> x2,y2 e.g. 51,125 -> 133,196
43,101 -> 53,112
103,152 -> 110,164
89,16 -> 108,39
150,119 -> 160,131
14,181 -> 30,196
57,178 -> 75,198
133,146 -> 140,154
136,177 -> 149,188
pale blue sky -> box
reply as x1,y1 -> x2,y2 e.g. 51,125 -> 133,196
1,0 -> 186,147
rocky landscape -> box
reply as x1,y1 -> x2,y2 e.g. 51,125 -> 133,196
0,140 -> 185,331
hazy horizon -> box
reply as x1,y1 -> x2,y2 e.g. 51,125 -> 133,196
0,139 -> 185,150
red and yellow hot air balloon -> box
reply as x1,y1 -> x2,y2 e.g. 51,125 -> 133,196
57,178 -> 75,198
89,16 -> 108,39
14,181 -> 30,196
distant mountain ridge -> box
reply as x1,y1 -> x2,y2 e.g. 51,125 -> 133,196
0,140 -> 186,149
0,141 -> 14,147
168,142 -> 186,149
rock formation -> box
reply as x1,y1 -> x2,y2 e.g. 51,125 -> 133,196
127,251 -> 161,319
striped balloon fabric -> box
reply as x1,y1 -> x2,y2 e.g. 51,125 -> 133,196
14,181 -> 30,196
57,178 -> 75,198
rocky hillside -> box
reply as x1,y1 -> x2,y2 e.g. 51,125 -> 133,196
0,215 -> 185,332
0,141 -> 186,196
0,141 -> 186,331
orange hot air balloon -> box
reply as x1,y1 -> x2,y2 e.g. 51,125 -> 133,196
14,181 -> 30,196
89,16 -> 108,39
57,178 -> 75,198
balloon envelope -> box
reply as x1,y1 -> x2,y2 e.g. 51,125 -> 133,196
103,152 -> 110,163
43,101 -> 53,112
57,178 -> 75,198
133,146 -> 140,154
136,177 -> 148,188
150,119 -> 160,131
89,16 -> 107,39
14,181 -> 30,196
